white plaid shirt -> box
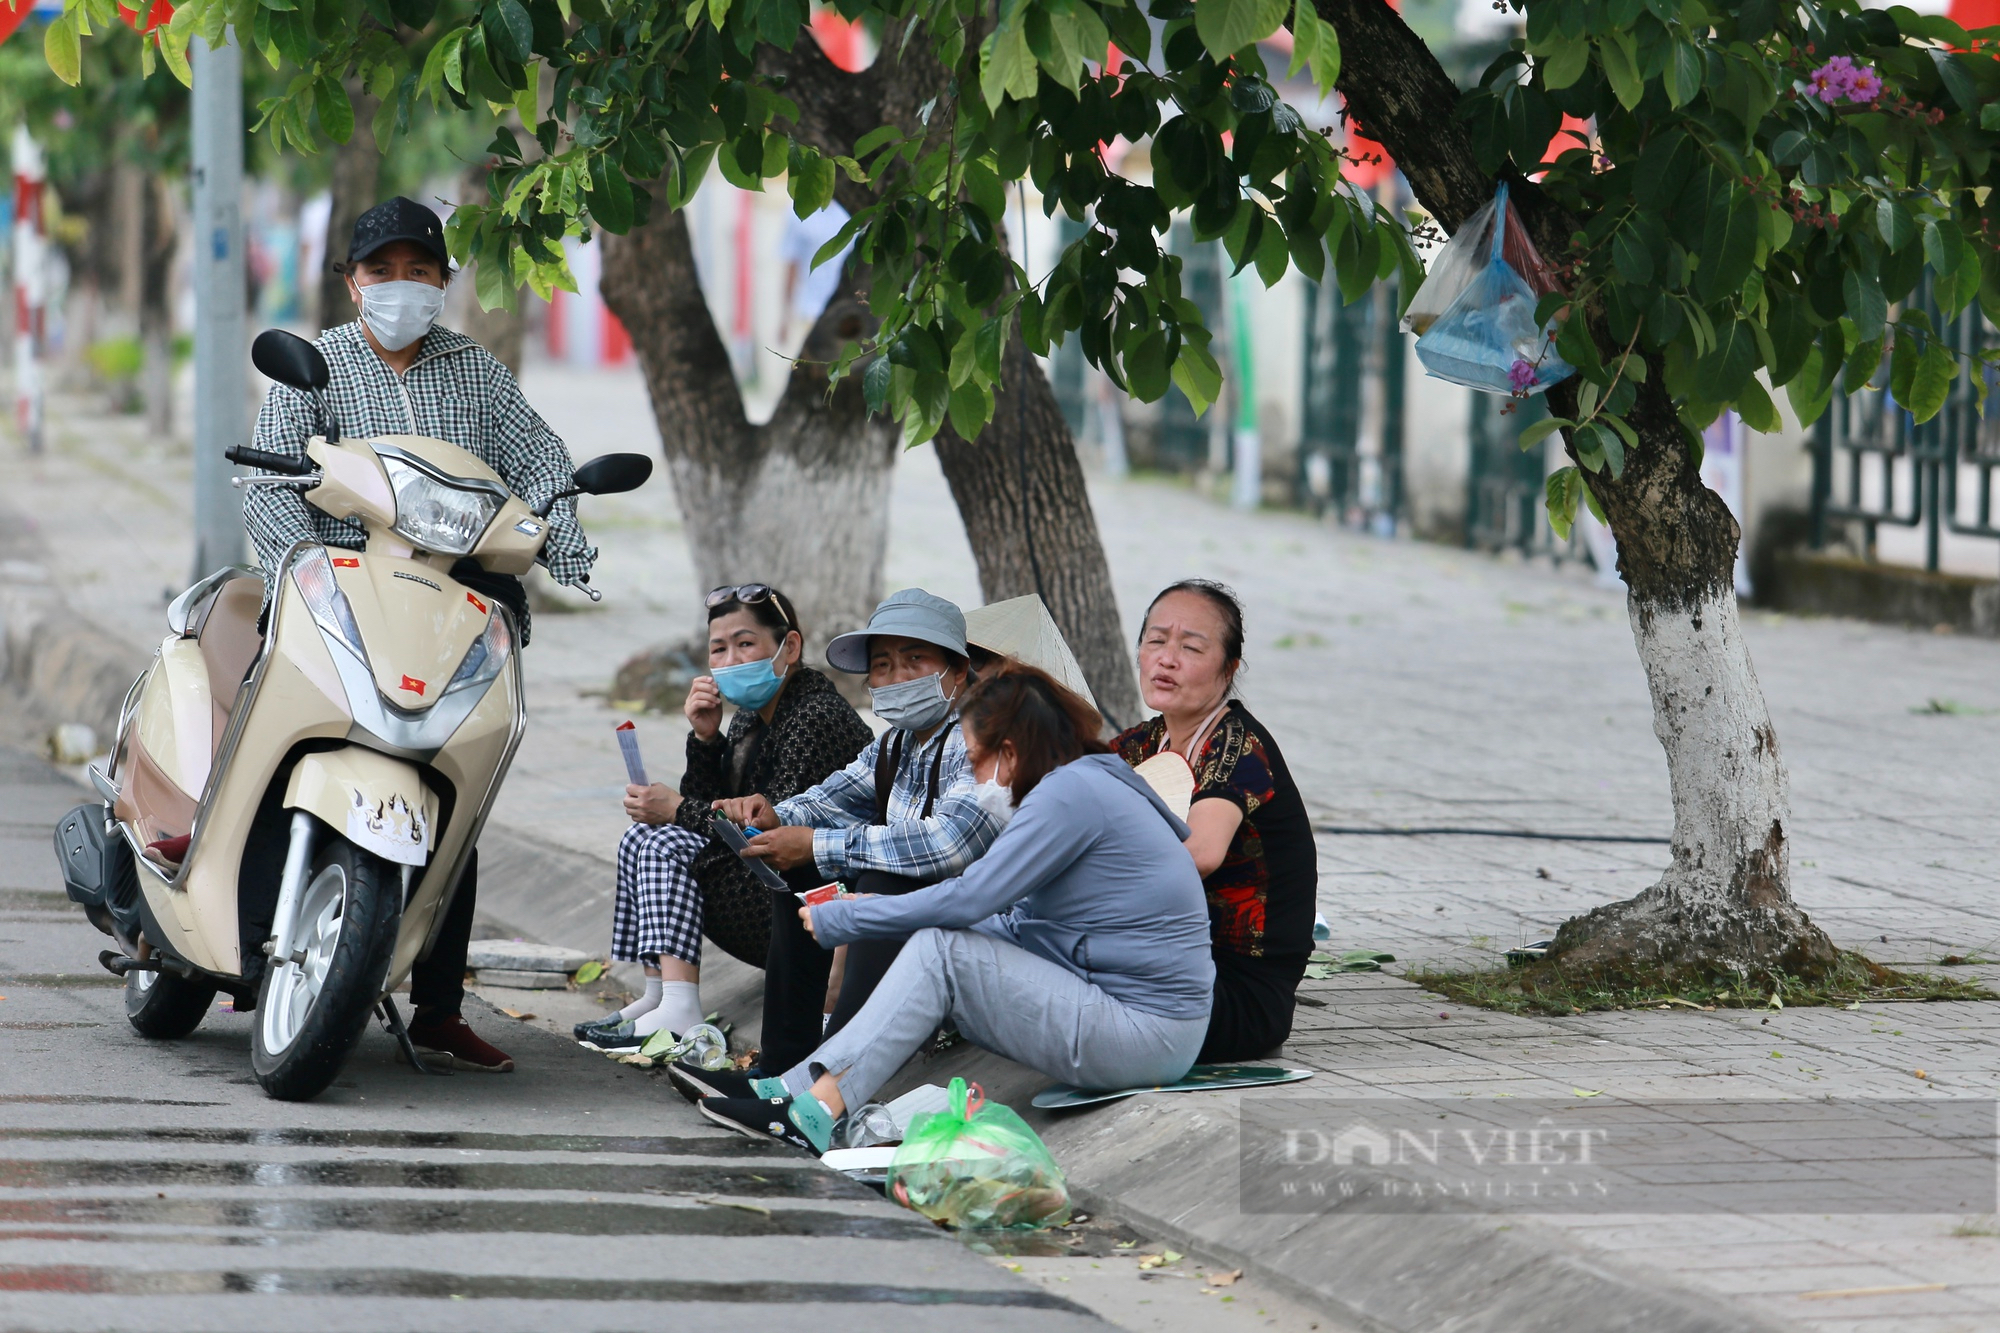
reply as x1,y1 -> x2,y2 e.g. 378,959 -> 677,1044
774,720 -> 1002,881
242,322 -> 596,588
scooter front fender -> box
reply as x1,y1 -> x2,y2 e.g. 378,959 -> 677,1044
284,750 -> 437,870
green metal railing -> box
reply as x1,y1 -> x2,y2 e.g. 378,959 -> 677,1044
1811,278 -> 2000,572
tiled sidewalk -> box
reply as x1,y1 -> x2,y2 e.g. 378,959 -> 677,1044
6,366 -> 1999,1331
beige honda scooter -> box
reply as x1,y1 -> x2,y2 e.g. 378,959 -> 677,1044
53,329 -> 650,1101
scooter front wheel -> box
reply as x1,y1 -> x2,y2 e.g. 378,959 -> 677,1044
251,830 -> 401,1101
124,955 -> 218,1039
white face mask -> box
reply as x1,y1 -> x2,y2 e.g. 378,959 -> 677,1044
972,778 -> 1016,829
971,750 -> 1016,829
357,279 -> 446,352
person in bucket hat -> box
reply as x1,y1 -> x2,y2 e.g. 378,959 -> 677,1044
711,588 -> 1004,1074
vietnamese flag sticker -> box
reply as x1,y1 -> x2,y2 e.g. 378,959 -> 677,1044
467,592 -> 488,613
400,675 -> 426,696
333,557 -> 360,568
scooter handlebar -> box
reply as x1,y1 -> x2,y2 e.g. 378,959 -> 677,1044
225,446 -> 316,477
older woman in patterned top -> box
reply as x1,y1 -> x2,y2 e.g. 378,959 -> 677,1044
1112,580 -> 1319,1063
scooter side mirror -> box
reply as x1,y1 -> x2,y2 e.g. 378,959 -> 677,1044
252,330 -> 331,392
572,453 -> 653,496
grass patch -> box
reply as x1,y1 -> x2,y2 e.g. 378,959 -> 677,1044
1411,950 -> 1996,1017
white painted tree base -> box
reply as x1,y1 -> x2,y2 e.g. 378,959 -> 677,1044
1555,587 -> 1837,976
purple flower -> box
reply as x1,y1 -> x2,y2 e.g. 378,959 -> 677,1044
1508,358 -> 1538,394
1807,56 -> 1881,105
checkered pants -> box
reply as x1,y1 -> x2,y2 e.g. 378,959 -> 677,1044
611,823 -> 711,965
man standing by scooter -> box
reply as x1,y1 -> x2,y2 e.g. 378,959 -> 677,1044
242,196 -> 598,1073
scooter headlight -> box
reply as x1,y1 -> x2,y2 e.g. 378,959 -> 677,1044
382,457 -> 502,557
291,547 -> 367,661
445,607 -> 513,696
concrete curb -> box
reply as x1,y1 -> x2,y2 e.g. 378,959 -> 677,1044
0,586 -> 148,743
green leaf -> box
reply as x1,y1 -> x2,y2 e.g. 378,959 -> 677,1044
947,380 -> 993,440
315,76 -> 354,145
1735,376 -> 1781,433
1875,198 -> 1916,254
1843,269 -> 1888,341
573,959 -> 605,985
1924,219 -> 1964,276
863,355 -> 893,413
488,0 -> 534,63
1665,41 -> 1702,108
1595,420 -> 1626,478
1699,188 -> 1759,304
1517,416 -> 1573,450
1698,319 -> 1757,398
1545,466 -> 1584,541
1126,330 -> 1170,402
1539,33 -> 1589,90
589,154 -> 635,234
1787,345 -> 1833,427
980,21 -> 1039,113
1907,341 -> 1955,424
1613,226 -> 1654,285
1195,0 -> 1288,60
1599,30 -> 1643,110
44,12 -> 81,86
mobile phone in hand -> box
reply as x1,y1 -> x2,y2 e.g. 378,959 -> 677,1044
708,813 -> 791,892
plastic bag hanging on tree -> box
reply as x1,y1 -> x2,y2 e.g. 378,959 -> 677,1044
1401,182 -> 1572,396
885,1077 -> 1071,1230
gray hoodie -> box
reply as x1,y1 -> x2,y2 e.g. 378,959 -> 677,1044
810,753 -> 1215,1021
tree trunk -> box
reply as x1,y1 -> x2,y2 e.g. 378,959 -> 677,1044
772,31 -> 1143,722
598,205 -> 897,659
138,173 -> 175,437
1315,0 -> 1837,977
317,84 -> 381,332
934,337 -> 1143,727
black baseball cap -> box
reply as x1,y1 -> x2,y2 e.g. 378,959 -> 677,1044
347,196 -> 449,268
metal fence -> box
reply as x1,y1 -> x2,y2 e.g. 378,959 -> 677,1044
1811,278 -> 2000,573
1296,275 -> 1405,528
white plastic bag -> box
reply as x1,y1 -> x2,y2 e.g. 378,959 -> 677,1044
1401,183 -> 1571,397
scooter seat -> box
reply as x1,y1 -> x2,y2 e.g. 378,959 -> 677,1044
196,575 -> 266,744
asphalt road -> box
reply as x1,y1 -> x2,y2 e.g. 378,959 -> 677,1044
0,743 -> 1108,1333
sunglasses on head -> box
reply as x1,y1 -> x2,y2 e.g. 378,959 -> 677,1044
706,584 -> 794,630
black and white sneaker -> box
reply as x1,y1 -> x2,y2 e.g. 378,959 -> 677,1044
573,1015 -> 643,1053
697,1094 -> 834,1154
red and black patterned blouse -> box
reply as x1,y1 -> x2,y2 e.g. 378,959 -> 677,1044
1112,701 -> 1318,960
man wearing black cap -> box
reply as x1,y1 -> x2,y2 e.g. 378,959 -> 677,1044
242,196 -> 600,1073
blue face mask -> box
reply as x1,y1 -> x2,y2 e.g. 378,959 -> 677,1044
711,654 -> 790,710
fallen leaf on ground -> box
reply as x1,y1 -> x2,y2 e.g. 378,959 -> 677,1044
1571,1088 -> 1601,1097
574,960 -> 605,985
1137,1254 -> 1170,1270
499,1008 -> 535,1021
1115,1240 -> 1137,1249
693,1196 -> 772,1217
1914,1069 -> 1928,1079
1211,1269 -> 1242,1286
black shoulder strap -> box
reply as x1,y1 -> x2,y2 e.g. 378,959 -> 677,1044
872,731 -> 904,826
921,729 -> 950,820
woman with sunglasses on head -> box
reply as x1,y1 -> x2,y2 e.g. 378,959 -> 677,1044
574,585 -> 874,1052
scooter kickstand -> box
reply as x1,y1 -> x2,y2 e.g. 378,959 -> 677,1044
378,996 -> 452,1076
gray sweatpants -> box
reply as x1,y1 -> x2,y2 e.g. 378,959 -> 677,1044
781,926 -> 1210,1108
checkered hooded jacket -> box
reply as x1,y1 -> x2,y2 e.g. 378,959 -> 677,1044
242,321 -> 596,592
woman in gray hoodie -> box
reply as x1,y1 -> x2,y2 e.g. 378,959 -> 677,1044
681,662 -> 1216,1152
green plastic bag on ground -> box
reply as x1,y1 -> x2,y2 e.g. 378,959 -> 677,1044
885,1078 -> 1070,1230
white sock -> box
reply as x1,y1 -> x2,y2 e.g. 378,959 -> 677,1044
617,975 -> 663,1022
634,980 -> 702,1039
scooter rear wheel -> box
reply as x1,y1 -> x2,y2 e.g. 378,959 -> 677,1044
250,831 -> 401,1101
124,958 -> 217,1039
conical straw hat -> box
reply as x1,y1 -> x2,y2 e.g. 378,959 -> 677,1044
963,594 -> 1097,710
